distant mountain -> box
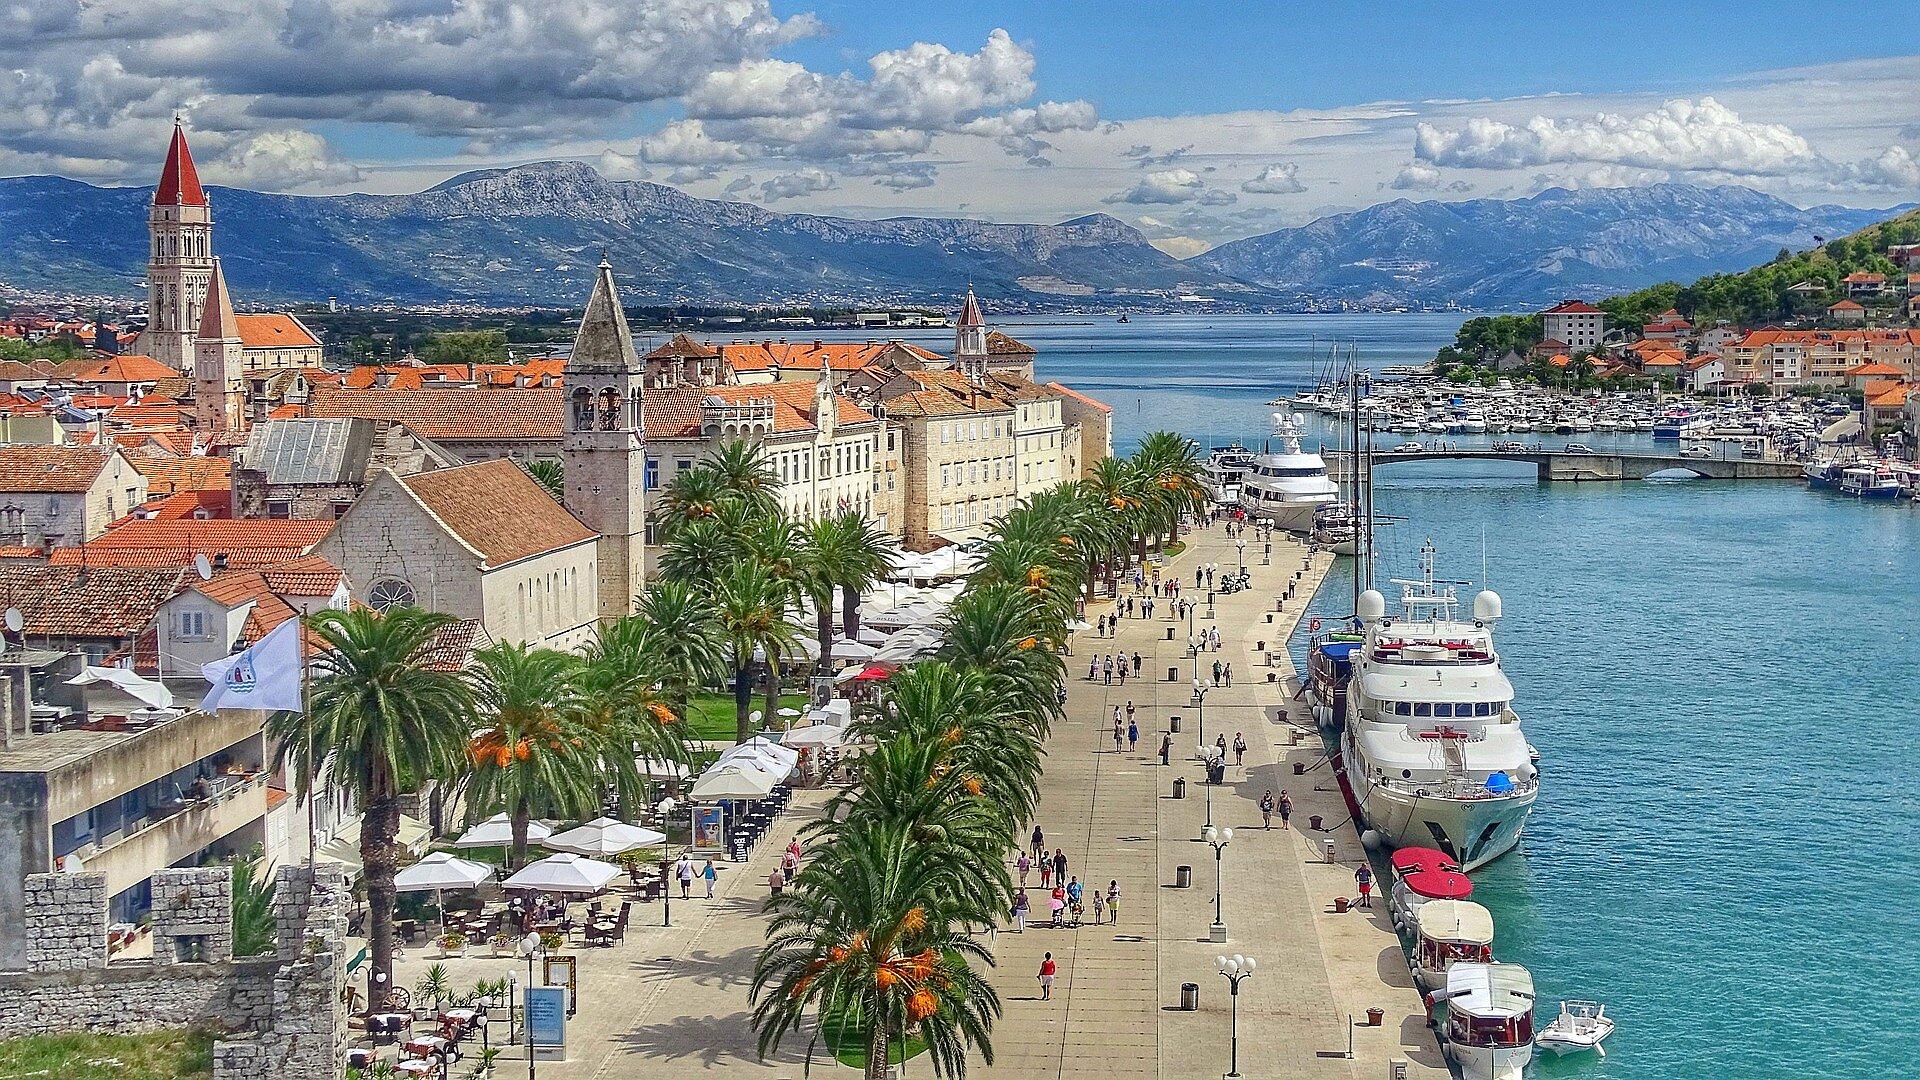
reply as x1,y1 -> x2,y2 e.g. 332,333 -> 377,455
1189,184 -> 1913,310
0,161 -> 1246,308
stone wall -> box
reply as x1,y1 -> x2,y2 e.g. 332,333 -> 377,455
0,865 -> 347,1079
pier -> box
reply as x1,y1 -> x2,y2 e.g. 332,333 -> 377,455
977,522 -> 1445,1078
1327,447 -> 1806,482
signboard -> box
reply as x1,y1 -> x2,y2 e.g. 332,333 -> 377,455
543,955 -> 578,1018
525,985 -> 567,1050
692,804 -> 726,852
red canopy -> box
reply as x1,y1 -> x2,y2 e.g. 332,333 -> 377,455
1402,868 -> 1473,900
1390,847 -> 1460,875
853,664 -> 892,682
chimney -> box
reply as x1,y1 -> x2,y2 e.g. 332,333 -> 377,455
212,552 -> 229,572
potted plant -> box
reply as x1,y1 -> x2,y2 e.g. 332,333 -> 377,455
471,1047 -> 503,1078
414,963 -> 452,1019
489,930 -> 514,956
538,930 -> 564,953
435,931 -> 466,958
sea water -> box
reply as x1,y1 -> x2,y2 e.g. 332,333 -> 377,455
734,312 -> 1919,1076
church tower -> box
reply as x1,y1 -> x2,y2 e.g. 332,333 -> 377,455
562,258 -> 649,619
144,120 -> 214,371
954,285 -> 988,382
193,258 -> 246,438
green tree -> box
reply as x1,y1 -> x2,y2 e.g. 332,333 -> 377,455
709,561 -> 802,741
228,844 -> 276,957
269,607 -> 474,999
419,330 -> 508,365
524,459 -> 565,503
463,642 -> 598,869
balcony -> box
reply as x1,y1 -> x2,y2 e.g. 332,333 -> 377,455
68,772 -> 268,897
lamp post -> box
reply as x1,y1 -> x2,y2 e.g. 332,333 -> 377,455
657,798 -> 676,927
1200,744 -> 1223,837
1235,537 -> 1247,576
517,932 -> 543,1080
1190,681 -> 1209,760
1216,954 -> 1257,1078
1202,825 -> 1231,942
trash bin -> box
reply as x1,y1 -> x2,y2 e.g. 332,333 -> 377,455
1292,761 -> 1305,775
1266,612 -> 1274,622
1308,814 -> 1324,831
1172,778 -> 1186,799
1165,626 -> 1175,641
1167,666 -> 1179,682
1176,865 -> 1192,888
1180,982 -> 1200,1011
1334,896 -> 1349,913
1170,715 -> 1182,733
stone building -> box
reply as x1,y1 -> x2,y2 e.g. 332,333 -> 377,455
316,458 -> 600,649
0,444 -> 149,545
232,416 -> 457,519
560,260 -> 650,620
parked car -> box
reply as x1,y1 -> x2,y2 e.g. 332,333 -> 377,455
1564,442 -> 1597,455
1680,444 -> 1714,459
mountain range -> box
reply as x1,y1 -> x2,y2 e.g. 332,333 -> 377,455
0,165 -> 1908,310
1192,183 -> 1909,309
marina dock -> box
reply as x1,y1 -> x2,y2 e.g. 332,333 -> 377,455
978,520 -> 1446,1079
1327,446 -> 1807,482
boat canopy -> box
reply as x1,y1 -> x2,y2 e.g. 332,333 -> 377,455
1390,847 -> 1459,875
1444,962 -> 1535,1018
1318,640 -> 1363,661
1402,867 -> 1473,900
1416,899 -> 1494,945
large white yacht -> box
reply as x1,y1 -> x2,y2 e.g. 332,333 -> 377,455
1198,444 -> 1255,507
1333,543 -> 1538,871
1236,413 -> 1338,532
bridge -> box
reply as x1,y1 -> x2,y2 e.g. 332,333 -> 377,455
1324,448 -> 1807,482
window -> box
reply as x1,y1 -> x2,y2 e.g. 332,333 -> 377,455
178,610 -> 208,639
368,578 -> 417,612
645,458 -> 660,491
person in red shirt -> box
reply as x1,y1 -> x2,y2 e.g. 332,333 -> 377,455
1038,953 -> 1056,1000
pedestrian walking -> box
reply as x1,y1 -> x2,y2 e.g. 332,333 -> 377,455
1279,789 -> 1293,827
1053,848 -> 1068,883
702,858 -> 718,898
676,856 -> 694,899
1087,655 -> 1097,681
1125,700 -> 1136,726
1354,864 -> 1374,908
1215,733 -> 1227,765
1260,789 -> 1275,828
1091,888 -> 1105,924
1017,851 -> 1031,887
1127,718 -> 1139,751
786,837 -> 803,868
1224,661 -> 1233,687
1106,880 -> 1120,924
1040,859 -> 1053,888
1039,953 -> 1057,999
1113,718 -> 1124,753
1049,886 -> 1066,927
1031,825 -> 1045,860
1158,731 -> 1172,766
1131,651 -> 1142,676
1102,655 -> 1113,685
1012,889 -> 1029,932
1212,659 -> 1222,687
1233,731 -> 1247,767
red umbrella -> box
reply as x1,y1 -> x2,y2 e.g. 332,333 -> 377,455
853,664 -> 892,682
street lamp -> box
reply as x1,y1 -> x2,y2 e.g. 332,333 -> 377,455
1202,825 -> 1231,943
1190,680 -> 1209,760
517,932 -> 544,1080
1235,536 -> 1247,576
657,798 -> 676,927
1216,954 -> 1257,1078
1201,744 -> 1224,837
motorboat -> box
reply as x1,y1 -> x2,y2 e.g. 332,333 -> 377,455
1199,444 -> 1255,507
1307,636 -> 1364,732
1411,898 -> 1495,991
1802,458 -> 1841,487
1436,962 -> 1536,1080
1386,846 -> 1472,930
1333,544 -> 1539,871
1311,505 -> 1359,555
1838,465 -> 1903,499
1236,413 -> 1339,533
1534,1000 -> 1615,1057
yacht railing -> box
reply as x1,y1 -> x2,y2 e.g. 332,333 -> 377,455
1377,773 -> 1539,801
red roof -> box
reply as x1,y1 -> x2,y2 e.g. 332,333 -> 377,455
1543,300 -> 1601,315
1828,300 -> 1865,311
154,121 -> 206,207
957,288 -> 984,328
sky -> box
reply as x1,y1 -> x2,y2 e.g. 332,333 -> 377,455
7,1 -> 1920,256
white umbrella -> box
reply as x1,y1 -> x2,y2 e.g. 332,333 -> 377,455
638,757 -> 691,779
689,762 -> 780,800
501,853 -> 621,893
67,666 -> 174,708
854,626 -> 888,645
395,852 -> 495,935
776,707 -> 803,718
830,637 -> 879,661
454,813 -> 551,849
726,735 -> 799,768
781,725 -> 844,748
543,817 -> 668,857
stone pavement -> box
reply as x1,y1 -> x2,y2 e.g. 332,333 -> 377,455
381,519 -> 1445,1079
974,519 -> 1446,1080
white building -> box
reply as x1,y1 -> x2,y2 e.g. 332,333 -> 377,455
1541,301 -> 1606,351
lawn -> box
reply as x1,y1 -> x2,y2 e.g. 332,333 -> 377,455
0,1028 -> 214,1079
680,690 -> 810,741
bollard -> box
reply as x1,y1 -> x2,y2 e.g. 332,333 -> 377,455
1324,839 -> 1337,863
1267,672 -> 1277,683
1266,612 -> 1274,622
1172,777 -> 1186,799
1256,640 -> 1265,652
1308,814 -> 1323,831
1180,982 -> 1200,1011
1176,865 -> 1192,888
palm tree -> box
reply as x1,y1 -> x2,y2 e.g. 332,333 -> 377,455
703,437 -> 780,515
523,459 -> 566,503
752,818 -> 1002,1080
656,516 -> 735,586
579,617 -> 687,815
1133,431 -> 1206,550
656,465 -> 728,536
798,513 -> 896,667
709,560 -> 802,741
269,606 -> 473,999
464,642 -> 598,868
629,582 -> 726,719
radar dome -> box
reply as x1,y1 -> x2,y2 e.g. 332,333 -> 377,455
1473,590 -> 1503,622
1357,589 -> 1386,622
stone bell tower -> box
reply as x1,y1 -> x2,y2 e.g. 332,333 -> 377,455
954,285 -> 988,383
143,120 -> 215,371
562,258 -> 649,618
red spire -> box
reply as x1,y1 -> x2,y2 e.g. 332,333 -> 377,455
154,120 -> 206,207
957,286 -> 983,328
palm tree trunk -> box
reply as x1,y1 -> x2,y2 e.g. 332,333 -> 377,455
734,664 -> 753,743
816,601 -> 834,681
761,663 -> 780,728
361,790 -> 400,1004
841,582 -> 861,642
865,1021 -> 890,1080
510,812 -> 529,871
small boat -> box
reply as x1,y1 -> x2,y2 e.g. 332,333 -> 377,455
1386,847 -> 1471,930
1535,1000 -> 1614,1057
1436,962 -> 1536,1080
1839,465 -> 1903,499
1116,313 -> 1130,323
1411,898 -> 1495,991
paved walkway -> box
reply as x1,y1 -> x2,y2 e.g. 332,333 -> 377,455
384,520 -> 1445,1079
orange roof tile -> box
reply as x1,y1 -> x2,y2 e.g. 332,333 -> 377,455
258,554 -> 345,597
127,455 -> 230,496
233,314 -> 320,350
0,445 -> 116,492
1047,382 -> 1112,413
1543,300 -> 1601,314
720,340 -> 942,372
59,354 -> 178,383
397,460 -> 594,567
308,386 -> 563,442
1847,361 -> 1907,377
55,519 -> 332,570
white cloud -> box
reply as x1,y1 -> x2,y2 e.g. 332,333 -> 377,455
1104,168 -> 1236,205
761,167 -> 837,201
208,130 -> 361,192
1414,98 -> 1821,176
1388,162 -> 1442,190
1243,162 -> 1306,194
1150,235 -> 1212,258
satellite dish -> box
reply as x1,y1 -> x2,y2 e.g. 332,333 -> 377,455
4,607 -> 21,633
194,553 -> 213,581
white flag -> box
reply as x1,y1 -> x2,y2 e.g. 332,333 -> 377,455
200,617 -> 306,713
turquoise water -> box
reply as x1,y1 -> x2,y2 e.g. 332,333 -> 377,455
1016,315 -> 1918,1079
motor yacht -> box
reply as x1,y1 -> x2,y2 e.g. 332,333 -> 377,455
1198,444 -> 1255,507
1236,413 -> 1339,533
1332,543 -> 1538,871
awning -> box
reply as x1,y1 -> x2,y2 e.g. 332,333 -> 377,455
1415,899 -> 1494,945
780,725 -> 844,749
454,812 -> 552,849
67,666 -> 174,709
542,817 -> 668,856
395,852 -> 495,893
689,762 -> 781,800
1443,962 -> 1535,1018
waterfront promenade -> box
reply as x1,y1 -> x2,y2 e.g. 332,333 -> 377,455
971,520 -> 1444,1079
386,520 -> 1444,1078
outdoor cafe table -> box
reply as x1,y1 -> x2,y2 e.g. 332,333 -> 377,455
439,1008 -> 479,1027
393,1059 -> 439,1076
403,1034 -> 450,1059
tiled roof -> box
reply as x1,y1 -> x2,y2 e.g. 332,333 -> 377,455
1046,382 -> 1113,413
127,454 -> 230,495
647,383 -> 877,438
985,331 -> 1036,356
417,618 -> 489,671
259,554 -> 345,597
58,354 -> 178,383
644,333 -> 719,360
1542,301 -> 1602,314
0,445 -> 114,493
154,122 -> 206,207
1847,361 -> 1907,376
126,489 -> 231,522
308,386 -> 563,442
54,519 -> 332,570
399,459 -> 595,567
1828,300 -> 1865,311
0,563 -> 187,638
720,341 -> 942,372
234,314 -> 320,350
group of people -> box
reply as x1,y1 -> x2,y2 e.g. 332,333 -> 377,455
1111,703 -> 1140,753
1088,651 -> 1143,684
1190,625 -> 1223,655
1013,827 -> 1122,935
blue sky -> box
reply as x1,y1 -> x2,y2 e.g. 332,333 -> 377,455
7,1 -> 1920,252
